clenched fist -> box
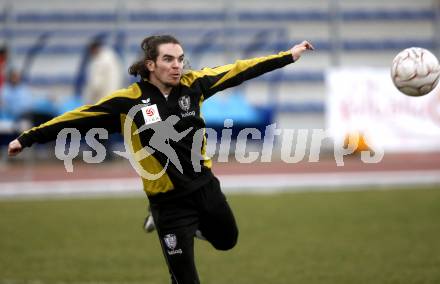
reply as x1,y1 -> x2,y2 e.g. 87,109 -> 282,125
291,40 -> 314,62
8,139 -> 23,157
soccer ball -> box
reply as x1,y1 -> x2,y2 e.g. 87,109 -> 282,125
391,47 -> 440,97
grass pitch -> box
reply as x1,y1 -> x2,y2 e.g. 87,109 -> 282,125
1,187 -> 440,284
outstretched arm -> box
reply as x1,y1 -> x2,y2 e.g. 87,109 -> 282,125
7,91 -> 125,156
181,40 -> 314,99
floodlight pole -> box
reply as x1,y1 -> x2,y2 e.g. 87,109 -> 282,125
329,0 -> 342,67
223,0 -> 238,64
434,0 -> 440,58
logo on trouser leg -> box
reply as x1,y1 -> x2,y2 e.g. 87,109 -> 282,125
164,233 -> 183,255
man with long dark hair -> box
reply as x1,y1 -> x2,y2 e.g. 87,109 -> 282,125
8,35 -> 314,283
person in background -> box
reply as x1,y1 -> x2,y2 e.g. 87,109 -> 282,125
1,70 -> 34,121
0,46 -> 9,118
0,46 -> 8,88
83,39 -> 123,105
1,69 -> 55,127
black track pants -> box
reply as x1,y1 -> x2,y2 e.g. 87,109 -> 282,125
150,177 -> 238,284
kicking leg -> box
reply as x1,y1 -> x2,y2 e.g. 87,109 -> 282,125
198,178 -> 239,250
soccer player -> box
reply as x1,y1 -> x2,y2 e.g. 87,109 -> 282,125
8,35 -> 314,284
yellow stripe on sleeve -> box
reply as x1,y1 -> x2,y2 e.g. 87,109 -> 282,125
210,51 -> 291,89
180,64 -> 234,88
22,83 -> 143,135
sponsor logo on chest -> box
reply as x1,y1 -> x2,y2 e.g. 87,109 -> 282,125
141,104 -> 161,125
178,95 -> 195,117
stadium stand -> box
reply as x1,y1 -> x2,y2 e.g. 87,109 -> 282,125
0,0 -> 438,141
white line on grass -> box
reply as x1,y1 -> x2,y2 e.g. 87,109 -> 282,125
0,170 -> 439,200
0,280 -> 157,284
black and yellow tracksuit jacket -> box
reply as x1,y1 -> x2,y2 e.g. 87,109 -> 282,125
18,51 -> 294,199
